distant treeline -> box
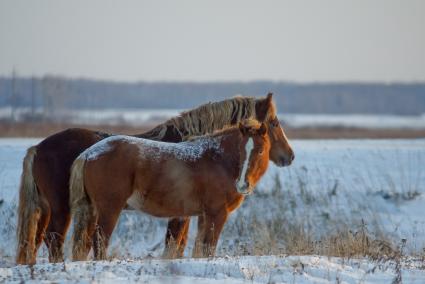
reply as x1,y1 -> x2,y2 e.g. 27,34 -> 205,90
1,76 -> 425,115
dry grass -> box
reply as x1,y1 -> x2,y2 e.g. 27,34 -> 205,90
1,120 -> 425,139
285,126 -> 425,139
216,168 -> 419,261
0,121 -> 153,138
219,216 -> 398,260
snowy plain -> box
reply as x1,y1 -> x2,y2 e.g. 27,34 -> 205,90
0,138 -> 425,283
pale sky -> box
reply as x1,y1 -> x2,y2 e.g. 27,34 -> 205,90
1,0 -> 424,82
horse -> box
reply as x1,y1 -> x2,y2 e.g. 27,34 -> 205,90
70,120 -> 271,260
16,93 -> 294,264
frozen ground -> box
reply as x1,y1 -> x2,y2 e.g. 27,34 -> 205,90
2,255 -> 425,283
1,138 -> 425,283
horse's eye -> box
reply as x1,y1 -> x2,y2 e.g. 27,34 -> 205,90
258,149 -> 264,155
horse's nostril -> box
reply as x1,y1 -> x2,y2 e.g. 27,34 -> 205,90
291,153 -> 295,161
236,181 -> 251,194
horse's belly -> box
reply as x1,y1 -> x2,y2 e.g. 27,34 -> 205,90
126,190 -> 201,218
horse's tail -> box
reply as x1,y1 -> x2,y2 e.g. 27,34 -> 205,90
16,146 -> 40,265
69,156 -> 96,261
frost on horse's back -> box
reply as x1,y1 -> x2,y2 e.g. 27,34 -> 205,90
80,135 -> 222,162
137,136 -> 222,161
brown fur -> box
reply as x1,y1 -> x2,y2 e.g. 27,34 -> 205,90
16,93 -> 294,263
70,122 -> 271,260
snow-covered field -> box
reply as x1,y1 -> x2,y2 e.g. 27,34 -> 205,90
1,138 -> 425,283
2,255 -> 425,283
2,106 -> 425,129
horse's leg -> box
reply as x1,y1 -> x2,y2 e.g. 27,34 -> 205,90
192,215 -> 205,258
38,181 -> 72,263
71,201 -> 98,261
45,208 -> 71,263
176,219 -> 190,257
34,195 -> 50,257
33,154 -> 73,263
200,210 -> 228,257
163,217 -> 190,258
92,203 -> 125,260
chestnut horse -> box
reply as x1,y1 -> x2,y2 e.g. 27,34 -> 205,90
70,120 -> 271,260
16,93 -> 294,264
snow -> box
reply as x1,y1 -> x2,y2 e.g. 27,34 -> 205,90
2,255 -> 425,283
0,107 -> 183,126
280,113 -> 425,129
1,138 -> 425,283
80,134 -> 222,162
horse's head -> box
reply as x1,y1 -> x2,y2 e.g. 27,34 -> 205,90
235,120 -> 271,195
256,93 -> 294,167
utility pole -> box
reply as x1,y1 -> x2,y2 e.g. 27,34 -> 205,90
11,69 -> 17,121
31,76 -> 35,118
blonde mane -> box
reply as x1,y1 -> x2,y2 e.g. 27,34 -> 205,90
138,94 -> 276,142
163,96 -> 275,140
186,118 -> 263,142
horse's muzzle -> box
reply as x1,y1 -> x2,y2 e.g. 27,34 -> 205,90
277,152 -> 295,167
236,182 -> 252,195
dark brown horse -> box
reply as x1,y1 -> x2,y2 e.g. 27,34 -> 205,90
16,93 -> 294,264
70,120 -> 272,260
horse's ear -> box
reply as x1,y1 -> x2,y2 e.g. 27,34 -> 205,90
258,123 -> 267,136
239,122 -> 248,135
266,92 -> 273,102
256,92 -> 274,121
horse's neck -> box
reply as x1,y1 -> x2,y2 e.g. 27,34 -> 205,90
212,131 -> 242,179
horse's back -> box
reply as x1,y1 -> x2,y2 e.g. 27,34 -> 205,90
33,128 -> 110,206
